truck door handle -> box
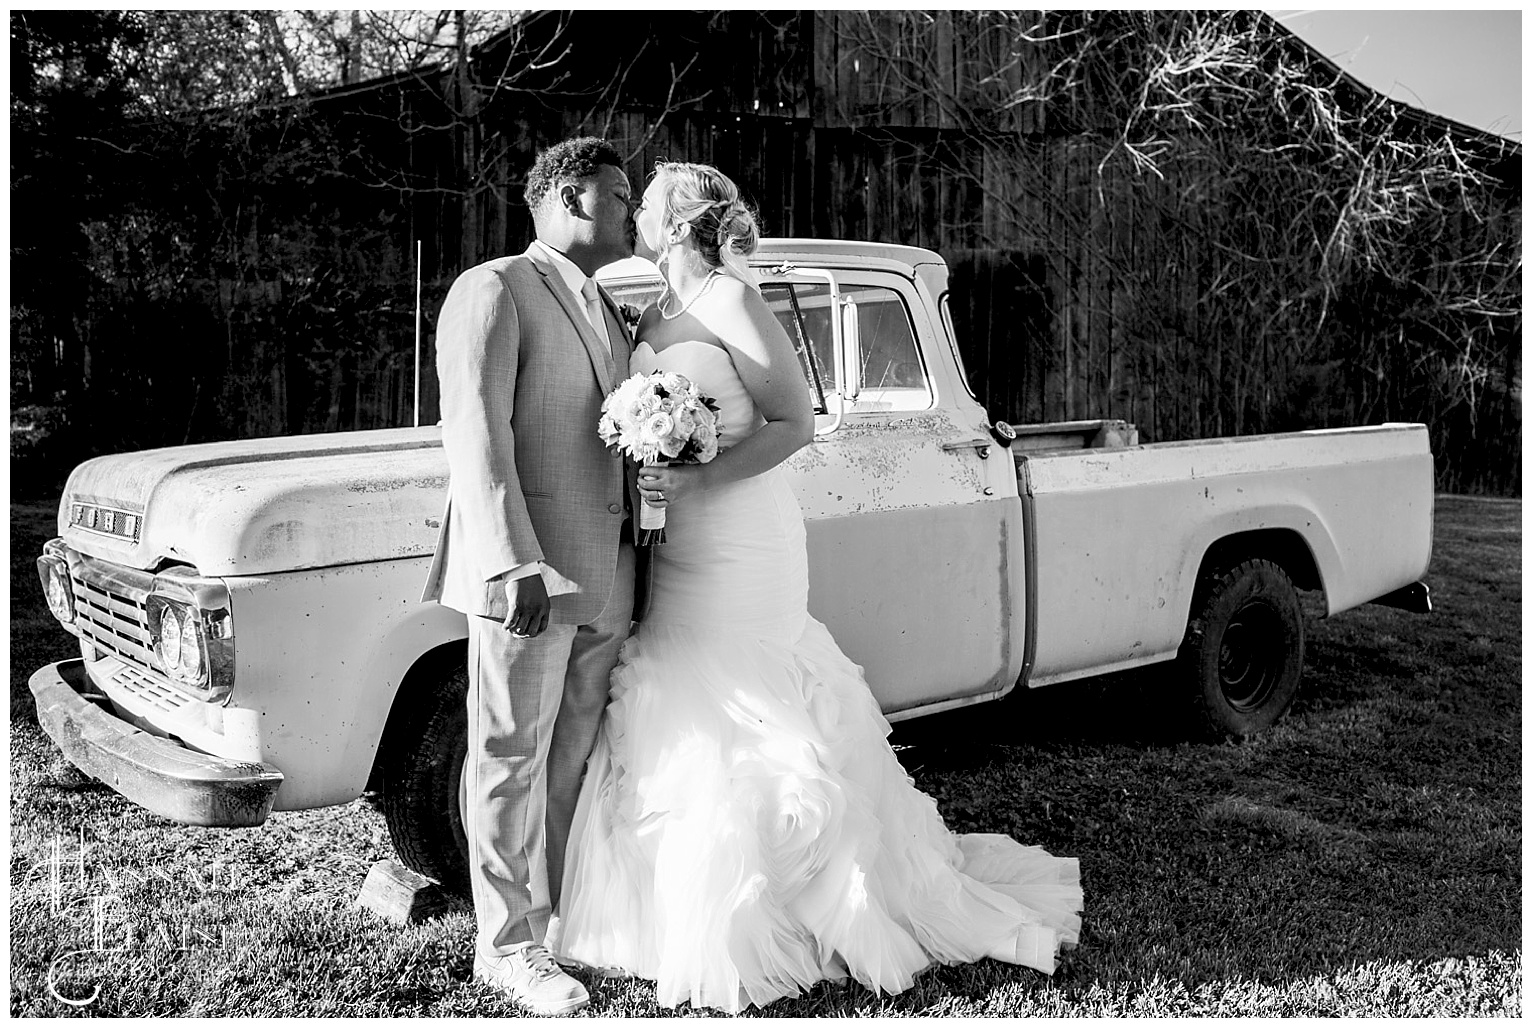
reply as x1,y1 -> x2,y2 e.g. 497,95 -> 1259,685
940,438 -> 992,459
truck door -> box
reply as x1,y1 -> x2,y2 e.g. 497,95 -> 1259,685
760,267 -> 1026,719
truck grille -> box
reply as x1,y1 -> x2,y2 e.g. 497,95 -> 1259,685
70,562 -> 156,669
103,661 -> 193,713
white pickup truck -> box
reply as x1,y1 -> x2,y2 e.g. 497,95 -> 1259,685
29,239 -> 1434,889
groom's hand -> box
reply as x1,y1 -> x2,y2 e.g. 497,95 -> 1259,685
503,574 -> 551,638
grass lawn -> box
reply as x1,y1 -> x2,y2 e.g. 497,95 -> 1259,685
8,495 -> 1521,1016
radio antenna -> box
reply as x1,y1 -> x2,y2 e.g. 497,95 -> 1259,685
413,239 -> 422,428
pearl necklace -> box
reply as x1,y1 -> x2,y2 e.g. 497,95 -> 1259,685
657,269 -> 721,321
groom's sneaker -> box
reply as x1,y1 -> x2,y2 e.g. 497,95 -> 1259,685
541,915 -> 628,979
474,943 -> 590,1016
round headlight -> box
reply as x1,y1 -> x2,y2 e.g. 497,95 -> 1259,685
179,616 -> 203,680
45,569 -> 72,622
159,608 -> 182,670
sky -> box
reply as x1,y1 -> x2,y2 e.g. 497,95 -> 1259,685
1267,9 -> 1521,141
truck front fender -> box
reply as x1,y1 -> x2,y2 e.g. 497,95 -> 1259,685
335,601 -> 468,800
224,557 -> 466,811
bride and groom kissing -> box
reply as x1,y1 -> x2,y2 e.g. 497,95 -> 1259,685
421,135 -> 1082,1015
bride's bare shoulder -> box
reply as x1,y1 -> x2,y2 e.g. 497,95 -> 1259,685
705,281 -> 794,363
708,275 -> 771,318
712,274 -> 752,297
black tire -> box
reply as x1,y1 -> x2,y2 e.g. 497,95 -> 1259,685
1179,558 -> 1305,739
378,660 -> 471,894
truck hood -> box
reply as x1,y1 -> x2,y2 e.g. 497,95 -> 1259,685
59,427 -> 448,576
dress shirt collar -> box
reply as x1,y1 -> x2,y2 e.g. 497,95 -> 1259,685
531,239 -> 594,301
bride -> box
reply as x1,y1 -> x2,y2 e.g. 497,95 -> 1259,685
551,161 -> 1083,1013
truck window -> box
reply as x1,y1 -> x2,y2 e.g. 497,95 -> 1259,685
760,281 -> 932,413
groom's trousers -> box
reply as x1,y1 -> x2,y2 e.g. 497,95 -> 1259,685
464,542 -> 636,955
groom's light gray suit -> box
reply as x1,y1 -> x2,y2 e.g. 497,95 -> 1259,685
422,244 -> 637,956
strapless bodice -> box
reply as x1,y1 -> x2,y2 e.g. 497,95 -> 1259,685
631,340 -> 763,450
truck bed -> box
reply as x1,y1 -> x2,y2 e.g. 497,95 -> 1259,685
1015,423 -> 1434,688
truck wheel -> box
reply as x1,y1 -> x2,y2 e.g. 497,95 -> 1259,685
1180,558 -> 1305,739
378,661 -> 471,894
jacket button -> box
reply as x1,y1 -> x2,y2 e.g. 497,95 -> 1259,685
608,503 -> 622,514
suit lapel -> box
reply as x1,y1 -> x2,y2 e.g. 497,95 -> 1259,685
525,246 -> 615,396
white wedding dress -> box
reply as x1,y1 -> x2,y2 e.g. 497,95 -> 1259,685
553,339 -> 1083,1013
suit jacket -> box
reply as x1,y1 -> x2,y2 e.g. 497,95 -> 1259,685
421,245 -> 637,625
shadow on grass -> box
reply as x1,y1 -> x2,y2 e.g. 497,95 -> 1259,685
12,501 -> 62,725
892,661 -> 1192,760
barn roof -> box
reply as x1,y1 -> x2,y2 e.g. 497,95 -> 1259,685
292,10 -> 1518,188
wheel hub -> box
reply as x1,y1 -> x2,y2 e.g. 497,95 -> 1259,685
1218,600 -> 1285,712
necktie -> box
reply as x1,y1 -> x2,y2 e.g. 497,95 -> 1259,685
581,279 -> 610,354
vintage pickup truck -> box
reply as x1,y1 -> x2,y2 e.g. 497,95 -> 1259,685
30,238 -> 1434,890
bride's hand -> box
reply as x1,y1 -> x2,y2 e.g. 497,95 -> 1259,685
638,464 -> 706,508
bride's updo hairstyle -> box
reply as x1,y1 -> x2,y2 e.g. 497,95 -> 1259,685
652,161 -> 761,288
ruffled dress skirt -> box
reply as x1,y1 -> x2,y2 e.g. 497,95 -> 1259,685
554,468 -> 1083,1013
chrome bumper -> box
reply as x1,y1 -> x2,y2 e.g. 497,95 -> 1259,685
28,659 -> 283,827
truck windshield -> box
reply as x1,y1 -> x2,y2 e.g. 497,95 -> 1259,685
760,281 -> 932,413
604,277 -> 933,414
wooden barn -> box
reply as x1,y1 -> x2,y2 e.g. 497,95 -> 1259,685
13,10 -> 1521,494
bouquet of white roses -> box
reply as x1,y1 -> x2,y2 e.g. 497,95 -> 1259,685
598,370 -> 723,544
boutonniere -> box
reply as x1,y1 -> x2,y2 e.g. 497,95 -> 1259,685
618,303 -> 643,330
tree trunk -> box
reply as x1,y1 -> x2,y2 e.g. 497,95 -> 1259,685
455,10 -> 481,270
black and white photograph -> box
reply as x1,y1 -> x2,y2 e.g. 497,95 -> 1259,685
10,8 -> 1520,1017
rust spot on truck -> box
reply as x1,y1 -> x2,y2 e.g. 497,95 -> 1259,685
347,474 -> 448,494
252,520 -> 304,562
785,445 -> 829,471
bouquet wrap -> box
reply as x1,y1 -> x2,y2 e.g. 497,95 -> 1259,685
639,461 -> 668,536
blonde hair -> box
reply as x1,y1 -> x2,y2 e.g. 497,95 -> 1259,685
651,161 -> 760,289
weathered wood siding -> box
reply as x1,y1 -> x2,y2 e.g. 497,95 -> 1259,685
14,10 -> 1517,495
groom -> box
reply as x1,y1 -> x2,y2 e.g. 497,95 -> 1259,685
422,137 -> 638,1015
